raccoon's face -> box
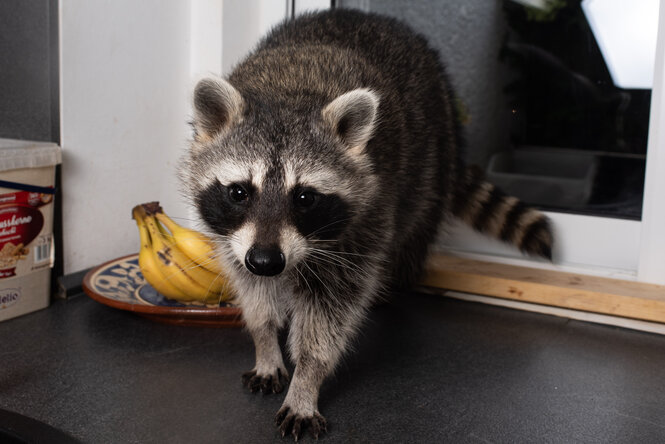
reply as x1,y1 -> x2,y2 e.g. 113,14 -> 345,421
182,78 -> 379,278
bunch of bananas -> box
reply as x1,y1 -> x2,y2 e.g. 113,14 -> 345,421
132,202 -> 232,305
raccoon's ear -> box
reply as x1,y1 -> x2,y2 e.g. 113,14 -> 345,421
192,78 -> 244,143
322,88 -> 379,150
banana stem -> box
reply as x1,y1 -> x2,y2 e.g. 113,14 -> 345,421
141,201 -> 163,216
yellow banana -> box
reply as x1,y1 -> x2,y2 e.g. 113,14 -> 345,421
143,211 -> 226,304
148,215 -> 226,293
132,206 -> 190,301
154,211 -> 225,275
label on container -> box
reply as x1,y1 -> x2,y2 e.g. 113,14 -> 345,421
0,288 -> 20,310
0,190 -> 54,279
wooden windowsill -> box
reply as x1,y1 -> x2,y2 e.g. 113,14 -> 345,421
423,254 -> 665,324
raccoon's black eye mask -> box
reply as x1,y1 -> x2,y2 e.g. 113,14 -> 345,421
197,178 -> 350,240
196,180 -> 254,235
291,189 -> 350,240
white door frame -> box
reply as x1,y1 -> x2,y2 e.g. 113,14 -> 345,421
638,0 -> 665,285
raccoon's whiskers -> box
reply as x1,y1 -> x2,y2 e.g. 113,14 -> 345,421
179,248 -> 223,270
168,215 -> 199,223
293,265 -> 314,294
305,249 -> 372,281
307,248 -> 359,270
309,246 -> 387,263
203,238 -> 229,246
301,260 -> 335,298
306,254 -> 359,275
214,270 -> 234,306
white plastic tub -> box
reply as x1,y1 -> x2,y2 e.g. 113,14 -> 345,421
486,148 -> 598,208
0,139 -> 61,321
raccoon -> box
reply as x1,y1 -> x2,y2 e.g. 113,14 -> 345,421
179,9 -> 553,440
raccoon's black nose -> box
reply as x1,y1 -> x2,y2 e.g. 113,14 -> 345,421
245,246 -> 285,276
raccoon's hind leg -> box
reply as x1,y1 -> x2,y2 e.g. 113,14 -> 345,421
238,281 -> 290,394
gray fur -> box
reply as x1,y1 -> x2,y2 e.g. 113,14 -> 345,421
178,9 -> 554,440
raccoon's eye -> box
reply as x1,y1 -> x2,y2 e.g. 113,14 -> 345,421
228,184 -> 248,203
294,190 -> 319,209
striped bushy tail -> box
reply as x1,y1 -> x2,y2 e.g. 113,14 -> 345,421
452,166 -> 553,260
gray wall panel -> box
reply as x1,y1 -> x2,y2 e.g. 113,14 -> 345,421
0,0 -> 58,142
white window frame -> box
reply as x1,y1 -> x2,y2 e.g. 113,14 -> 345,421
638,0 -> 665,285
212,0 -> 665,284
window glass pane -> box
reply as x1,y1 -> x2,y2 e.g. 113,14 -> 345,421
337,0 -> 657,220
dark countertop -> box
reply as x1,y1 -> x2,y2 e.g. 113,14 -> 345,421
1,291 -> 665,443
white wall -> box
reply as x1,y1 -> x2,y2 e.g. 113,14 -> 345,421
221,0 -> 287,74
60,0 -> 199,274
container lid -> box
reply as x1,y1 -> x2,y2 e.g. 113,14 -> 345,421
0,139 -> 62,172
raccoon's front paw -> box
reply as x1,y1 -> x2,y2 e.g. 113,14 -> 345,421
275,405 -> 327,441
241,368 -> 290,394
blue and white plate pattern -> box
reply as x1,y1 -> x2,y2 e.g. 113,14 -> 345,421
87,255 -> 235,308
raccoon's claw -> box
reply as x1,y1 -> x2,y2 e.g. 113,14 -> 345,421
275,406 -> 327,441
242,368 -> 289,394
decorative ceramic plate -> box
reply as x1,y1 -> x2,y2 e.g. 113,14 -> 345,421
83,254 -> 243,327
